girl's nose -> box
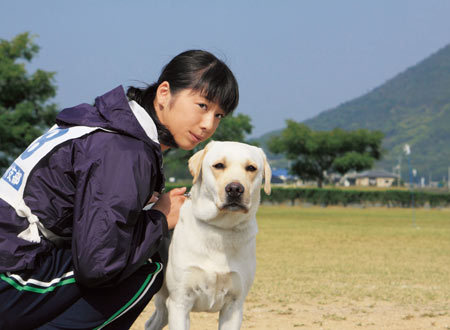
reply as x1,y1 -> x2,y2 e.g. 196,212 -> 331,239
200,112 -> 215,132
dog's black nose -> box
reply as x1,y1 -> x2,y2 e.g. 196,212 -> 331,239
225,182 -> 244,198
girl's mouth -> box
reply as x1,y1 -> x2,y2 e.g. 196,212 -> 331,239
189,132 -> 201,143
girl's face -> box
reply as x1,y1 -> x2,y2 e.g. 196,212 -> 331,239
155,83 -> 225,150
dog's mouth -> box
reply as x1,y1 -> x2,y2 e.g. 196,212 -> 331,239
220,202 -> 248,213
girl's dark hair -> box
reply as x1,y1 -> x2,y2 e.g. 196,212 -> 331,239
127,50 -> 239,148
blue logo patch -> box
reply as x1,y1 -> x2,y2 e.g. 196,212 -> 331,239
2,163 -> 25,191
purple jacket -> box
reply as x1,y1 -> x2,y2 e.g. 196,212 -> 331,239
0,86 -> 168,287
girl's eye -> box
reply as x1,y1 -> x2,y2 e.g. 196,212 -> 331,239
215,113 -> 225,119
198,103 -> 207,110
213,163 -> 225,169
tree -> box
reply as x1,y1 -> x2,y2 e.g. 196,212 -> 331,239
0,32 -> 58,170
163,113 -> 253,180
268,120 -> 384,187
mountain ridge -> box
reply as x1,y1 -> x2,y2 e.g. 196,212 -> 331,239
258,43 -> 450,183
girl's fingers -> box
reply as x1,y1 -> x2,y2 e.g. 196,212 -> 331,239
170,187 -> 187,195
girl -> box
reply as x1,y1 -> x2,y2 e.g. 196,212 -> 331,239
0,50 -> 239,329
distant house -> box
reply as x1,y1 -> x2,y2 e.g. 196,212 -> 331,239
342,170 -> 399,188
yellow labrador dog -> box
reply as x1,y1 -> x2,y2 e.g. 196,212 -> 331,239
146,141 -> 271,330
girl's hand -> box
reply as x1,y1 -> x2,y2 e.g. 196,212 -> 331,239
152,187 -> 187,229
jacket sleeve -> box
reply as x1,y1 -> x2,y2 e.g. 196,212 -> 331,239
71,132 -> 167,287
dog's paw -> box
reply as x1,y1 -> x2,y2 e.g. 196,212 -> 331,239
145,311 -> 167,330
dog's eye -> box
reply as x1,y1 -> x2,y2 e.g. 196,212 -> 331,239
213,163 -> 225,169
246,165 -> 257,172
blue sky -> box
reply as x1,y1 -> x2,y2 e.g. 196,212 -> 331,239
2,1 -> 450,137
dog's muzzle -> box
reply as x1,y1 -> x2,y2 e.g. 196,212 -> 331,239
222,182 -> 247,211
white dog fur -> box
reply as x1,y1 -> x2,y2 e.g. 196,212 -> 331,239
145,141 -> 271,330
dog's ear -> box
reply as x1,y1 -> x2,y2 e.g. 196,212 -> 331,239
188,149 -> 205,184
260,148 -> 272,195
188,141 -> 214,184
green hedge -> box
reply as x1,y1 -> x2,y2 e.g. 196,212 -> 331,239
261,187 -> 450,208
165,184 -> 450,208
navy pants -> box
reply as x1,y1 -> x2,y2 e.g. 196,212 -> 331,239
0,248 -> 164,330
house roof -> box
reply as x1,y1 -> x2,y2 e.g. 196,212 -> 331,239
352,170 -> 399,179
272,168 -> 290,177
271,168 -> 297,180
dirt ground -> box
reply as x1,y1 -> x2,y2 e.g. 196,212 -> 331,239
130,206 -> 450,329
131,299 -> 450,329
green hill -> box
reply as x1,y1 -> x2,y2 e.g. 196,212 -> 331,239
262,43 -> 450,184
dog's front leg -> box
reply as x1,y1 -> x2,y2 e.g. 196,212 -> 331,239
145,287 -> 169,330
167,297 -> 191,330
218,300 -> 244,330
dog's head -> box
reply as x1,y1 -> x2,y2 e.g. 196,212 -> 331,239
188,141 -> 271,225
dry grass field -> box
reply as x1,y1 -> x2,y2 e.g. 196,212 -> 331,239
132,206 -> 450,329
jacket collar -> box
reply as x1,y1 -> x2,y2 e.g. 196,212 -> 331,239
56,86 -> 161,150
128,100 -> 159,145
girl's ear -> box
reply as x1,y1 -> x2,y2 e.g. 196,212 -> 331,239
155,81 -> 171,111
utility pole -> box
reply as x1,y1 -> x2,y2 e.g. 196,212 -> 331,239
448,166 -> 450,190
404,144 -> 417,228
